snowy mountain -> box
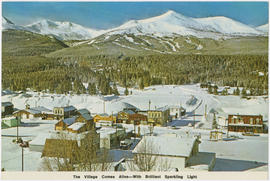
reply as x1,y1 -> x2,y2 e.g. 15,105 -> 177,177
256,24 -> 268,33
106,10 -> 264,38
25,19 -> 106,40
196,16 -> 262,35
2,17 -> 29,31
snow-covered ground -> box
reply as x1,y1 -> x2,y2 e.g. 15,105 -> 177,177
1,84 -> 268,171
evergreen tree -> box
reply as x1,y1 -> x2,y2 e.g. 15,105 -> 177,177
139,78 -> 144,90
124,87 -> 129,96
112,82 -> 120,96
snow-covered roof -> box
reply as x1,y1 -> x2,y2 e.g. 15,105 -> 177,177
63,106 -> 76,112
25,108 -> 41,115
2,116 -> 17,121
133,136 -> 197,157
77,108 -> 90,115
63,117 -> 77,125
31,106 -> 52,114
68,122 -> 86,131
2,102 -> 13,107
121,110 -> 135,115
156,106 -> 170,112
81,113 -> 93,121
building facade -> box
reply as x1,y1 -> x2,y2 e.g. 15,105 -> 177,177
228,115 -> 263,133
147,106 -> 170,126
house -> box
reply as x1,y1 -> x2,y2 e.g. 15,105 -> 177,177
14,105 -> 42,119
93,113 -> 117,123
55,116 -> 77,131
76,109 -> 94,130
2,116 -> 20,128
31,106 -> 54,120
128,113 -> 148,125
228,115 -> 264,133
132,135 -> 215,171
67,122 -> 87,133
169,106 -> 186,119
209,130 -> 224,141
53,106 -> 76,120
117,110 -> 135,124
2,102 -> 14,117
147,106 -> 170,126
97,127 -> 126,149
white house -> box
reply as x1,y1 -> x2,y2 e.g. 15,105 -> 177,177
131,135 -> 215,171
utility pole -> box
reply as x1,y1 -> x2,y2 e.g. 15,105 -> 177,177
227,119 -> 229,138
148,100 -> 151,110
103,101 -> 105,114
21,147 -> 24,172
16,117 -> 19,142
193,110 -> 195,128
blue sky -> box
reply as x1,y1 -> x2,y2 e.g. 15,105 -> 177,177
2,2 -> 269,30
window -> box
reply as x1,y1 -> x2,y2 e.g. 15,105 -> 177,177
256,118 -> 260,124
250,118 -> 253,125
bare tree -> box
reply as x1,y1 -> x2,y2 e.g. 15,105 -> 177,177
128,137 -> 158,171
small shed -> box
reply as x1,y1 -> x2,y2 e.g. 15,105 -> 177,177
2,116 -> 20,128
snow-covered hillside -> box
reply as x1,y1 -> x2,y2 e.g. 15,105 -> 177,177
2,17 -> 29,31
25,19 -> 106,40
196,16 -> 262,35
107,10 -> 263,38
256,24 -> 268,33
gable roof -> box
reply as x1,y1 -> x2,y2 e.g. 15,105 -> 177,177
25,108 -> 41,115
132,136 -> 197,157
81,113 -> 93,121
68,122 -> 86,131
42,139 -> 79,158
77,109 -> 90,115
31,106 -> 52,113
63,117 -> 77,125
64,106 -> 76,112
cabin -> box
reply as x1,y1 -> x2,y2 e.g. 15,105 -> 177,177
53,106 -> 76,120
169,106 -> 186,119
55,116 -> 77,131
147,106 -> 170,126
132,135 -> 215,171
117,110 -> 135,124
128,113 -> 148,125
14,105 -> 42,119
228,115 -> 264,133
1,102 -> 14,117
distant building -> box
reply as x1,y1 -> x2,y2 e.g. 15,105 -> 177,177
93,113 -> 117,123
14,105 -> 42,119
2,102 -> 14,117
128,113 -> 148,125
76,109 -> 95,130
53,106 -> 76,120
67,122 -> 87,133
228,115 -> 263,133
117,110 -> 135,124
169,106 -> 186,119
147,106 -> 170,126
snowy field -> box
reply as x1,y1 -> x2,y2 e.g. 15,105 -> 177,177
1,84 -> 268,171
